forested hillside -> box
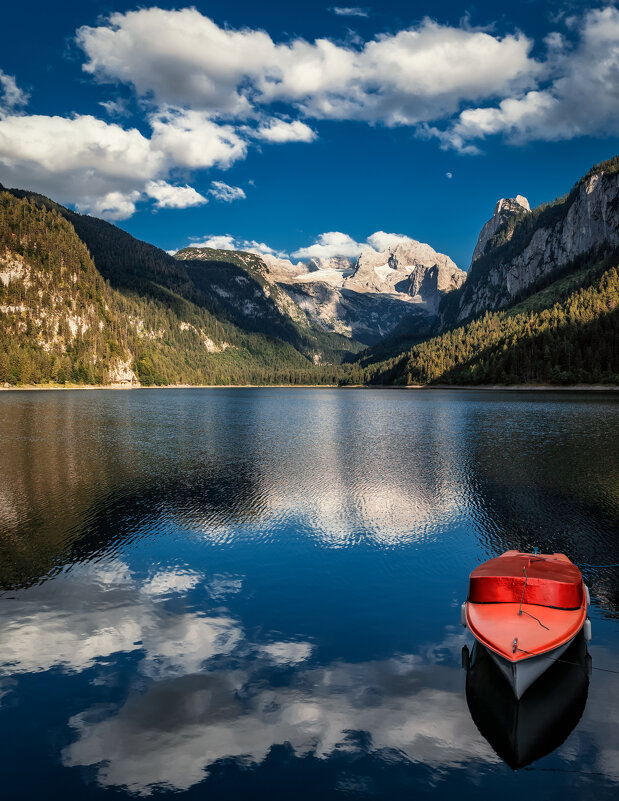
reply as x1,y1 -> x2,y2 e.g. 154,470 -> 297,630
175,246 -> 364,363
1,154 -> 617,389
0,191 -> 345,386
363,256 -> 618,386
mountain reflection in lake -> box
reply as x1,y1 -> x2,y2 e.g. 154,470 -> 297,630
0,388 -> 617,800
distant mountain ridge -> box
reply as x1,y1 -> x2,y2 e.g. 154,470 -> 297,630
0,188 -> 353,385
175,236 -> 466,345
1,155 -> 617,387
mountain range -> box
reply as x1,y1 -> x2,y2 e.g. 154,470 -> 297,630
0,156 -> 617,387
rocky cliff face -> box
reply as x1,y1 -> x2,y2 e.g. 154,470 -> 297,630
177,238 -> 466,346
453,166 -> 619,323
471,195 -> 530,263
265,238 -> 465,344
346,240 -> 465,307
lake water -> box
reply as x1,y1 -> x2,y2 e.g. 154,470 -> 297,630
0,388 -> 617,800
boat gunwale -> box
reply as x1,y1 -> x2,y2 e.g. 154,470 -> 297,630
465,603 -> 586,664
465,551 -> 587,663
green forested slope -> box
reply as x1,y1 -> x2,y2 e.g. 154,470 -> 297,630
363,256 -> 619,386
7,187 -> 362,363
175,246 -> 364,363
0,192 -> 344,385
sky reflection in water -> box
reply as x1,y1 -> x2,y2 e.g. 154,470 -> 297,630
0,388 -> 618,799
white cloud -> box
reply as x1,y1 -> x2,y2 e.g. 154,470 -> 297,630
145,180 -> 207,209
149,109 -> 247,170
76,9 -> 540,127
182,229 -> 419,262
78,190 -> 142,220
254,119 -> 317,143
292,231 -> 365,260
0,113 -> 163,218
77,8 -> 266,116
189,234 -> 238,250
99,98 -> 130,117
0,70 -> 28,117
185,234 -> 287,257
75,5 -> 619,152
0,114 -> 161,179
0,110 -> 238,219
2,6 -> 612,221
292,230 -> 416,260
208,181 -> 246,202
429,6 -> 619,151
366,231 -> 411,251
330,7 -> 369,17
244,240 -> 282,255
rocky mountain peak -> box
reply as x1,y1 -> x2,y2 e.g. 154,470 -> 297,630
453,164 -> 619,324
346,239 -> 465,305
472,195 -> 531,263
173,233 -> 466,345
306,256 -> 355,274
494,195 -> 530,216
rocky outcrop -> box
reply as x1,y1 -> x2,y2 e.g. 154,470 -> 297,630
176,237 -> 466,346
273,239 -> 465,344
281,280 -> 432,343
306,256 -> 355,276
108,358 -> 138,385
345,240 -> 465,309
472,195 -> 530,263
453,167 -> 619,323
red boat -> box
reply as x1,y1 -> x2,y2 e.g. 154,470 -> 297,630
462,551 -> 591,698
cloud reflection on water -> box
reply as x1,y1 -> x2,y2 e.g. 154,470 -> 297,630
0,561 -> 497,794
0,391 -> 618,797
0,558 -> 617,795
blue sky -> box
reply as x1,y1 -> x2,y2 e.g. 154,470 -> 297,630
1,1 -> 618,266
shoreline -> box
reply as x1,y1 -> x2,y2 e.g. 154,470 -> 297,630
1,383 -> 617,392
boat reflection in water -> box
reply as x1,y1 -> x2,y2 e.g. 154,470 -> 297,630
464,632 -> 590,770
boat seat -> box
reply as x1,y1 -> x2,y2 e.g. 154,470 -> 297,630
468,553 -> 583,609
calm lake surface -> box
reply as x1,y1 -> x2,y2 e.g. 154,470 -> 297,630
0,388 -> 617,800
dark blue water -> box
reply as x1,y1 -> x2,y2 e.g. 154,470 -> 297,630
0,388 -> 617,800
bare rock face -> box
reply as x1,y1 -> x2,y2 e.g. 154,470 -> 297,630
345,240 -> 465,312
108,358 -> 138,385
291,255 -> 356,286
278,239 -> 465,344
306,256 -> 356,275
472,195 -> 530,263
175,237 -> 465,346
455,169 -> 619,323
259,253 -> 310,282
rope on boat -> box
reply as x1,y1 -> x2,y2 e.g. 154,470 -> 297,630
517,563 -> 550,630
514,645 -> 619,675
478,552 -> 619,673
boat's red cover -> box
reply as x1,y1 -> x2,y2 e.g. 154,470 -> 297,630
468,553 -> 583,609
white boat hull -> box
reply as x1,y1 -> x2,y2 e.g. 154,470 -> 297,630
487,637 -> 576,699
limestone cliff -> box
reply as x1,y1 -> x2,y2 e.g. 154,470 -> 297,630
177,238 -> 465,346
452,162 -> 619,324
471,195 -> 530,263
